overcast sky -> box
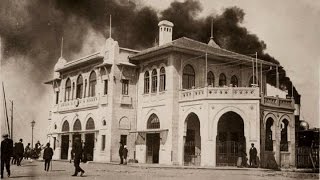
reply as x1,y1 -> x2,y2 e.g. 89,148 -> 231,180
143,0 -> 320,127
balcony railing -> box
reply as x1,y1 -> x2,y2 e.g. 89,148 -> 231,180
179,87 -> 260,101
58,96 -> 99,112
261,96 -> 294,109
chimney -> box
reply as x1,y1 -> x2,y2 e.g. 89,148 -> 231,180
158,20 -> 174,46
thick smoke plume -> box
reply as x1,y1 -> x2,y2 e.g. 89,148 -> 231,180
0,0 -> 299,141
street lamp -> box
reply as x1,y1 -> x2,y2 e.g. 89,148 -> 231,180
31,120 -> 35,149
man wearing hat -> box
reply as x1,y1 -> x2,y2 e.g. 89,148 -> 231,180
249,143 -> 257,167
1,134 -> 13,178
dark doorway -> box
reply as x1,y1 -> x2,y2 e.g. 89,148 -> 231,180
85,133 -> 95,161
61,135 -> 69,159
216,111 -> 245,166
146,133 -> 160,164
184,113 -> 201,166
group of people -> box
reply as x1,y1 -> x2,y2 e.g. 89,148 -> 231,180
118,142 -> 129,165
237,143 -> 258,168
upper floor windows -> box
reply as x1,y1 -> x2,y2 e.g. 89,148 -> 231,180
65,78 -> 71,101
183,64 -> 195,89
231,75 -> 238,87
76,75 -> 83,99
122,79 -> 129,95
144,71 -> 150,94
151,69 -> 157,93
160,67 -> 166,92
207,71 -> 214,86
219,73 -> 227,87
89,71 -> 97,97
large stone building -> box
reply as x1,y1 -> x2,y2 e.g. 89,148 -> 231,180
45,20 -> 296,168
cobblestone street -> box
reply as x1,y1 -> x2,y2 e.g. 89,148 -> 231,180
2,160 -> 318,180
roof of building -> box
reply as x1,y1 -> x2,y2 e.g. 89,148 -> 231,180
129,37 -> 278,66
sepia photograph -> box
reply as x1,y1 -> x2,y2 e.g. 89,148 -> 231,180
0,0 -> 319,179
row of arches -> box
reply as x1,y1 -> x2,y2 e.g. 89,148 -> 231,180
265,117 -> 290,152
182,64 -> 258,89
62,118 -> 95,132
65,71 -> 97,101
144,67 -> 166,94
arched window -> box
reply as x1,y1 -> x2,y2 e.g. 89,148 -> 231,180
265,118 -> 274,151
76,75 -> 83,99
207,71 -> 214,86
62,121 -> 69,132
102,120 -> 107,126
65,78 -> 71,101
183,64 -> 195,89
100,68 -> 106,76
73,119 -> 82,131
119,117 -> 130,130
147,113 -> 160,129
231,75 -> 238,87
280,119 -> 289,151
89,71 -> 97,97
160,67 -> 166,91
86,118 -> 95,130
151,69 -> 157,93
144,71 -> 150,94
72,82 -> 75,100
219,73 -> 227,87
249,76 -> 259,87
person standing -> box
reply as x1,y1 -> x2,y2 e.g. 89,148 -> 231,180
15,139 -> 24,166
24,143 -> 31,160
71,137 -> 85,176
249,143 -> 257,167
1,134 -> 13,178
123,145 -> 128,165
118,142 -> 124,164
43,143 -> 54,171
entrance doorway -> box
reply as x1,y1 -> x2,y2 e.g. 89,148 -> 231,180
216,111 -> 245,166
184,113 -> 201,166
85,133 -> 95,161
61,135 -> 69,159
146,133 -> 160,163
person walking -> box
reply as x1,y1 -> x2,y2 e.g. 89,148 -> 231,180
118,142 -> 124,164
123,145 -> 128,165
11,144 -> 17,165
43,143 -> 54,171
249,143 -> 257,167
71,137 -> 85,177
1,134 -> 13,178
24,143 -> 31,160
15,139 -> 24,166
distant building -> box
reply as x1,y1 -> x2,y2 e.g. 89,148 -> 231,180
45,20 -> 296,168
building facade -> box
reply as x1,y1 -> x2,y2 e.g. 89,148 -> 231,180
45,20 -> 296,168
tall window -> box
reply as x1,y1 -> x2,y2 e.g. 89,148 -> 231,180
280,119 -> 289,151
76,75 -> 83,99
65,78 -> 71,101
151,69 -> 157,93
104,80 -> 108,95
86,118 -> 95,130
265,118 -> 274,151
101,135 -> 106,151
207,71 -> 214,86
231,75 -> 238,87
62,120 -> 69,132
147,113 -> 160,129
55,91 -> 59,104
84,79 -> 87,98
160,67 -> 166,91
144,71 -> 150,94
219,73 -> 227,87
122,79 -> 129,95
73,119 -> 82,131
72,82 -> 75,100
182,64 -> 195,89
89,71 -> 97,97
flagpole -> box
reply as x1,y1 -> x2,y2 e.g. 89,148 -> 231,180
205,52 -> 208,87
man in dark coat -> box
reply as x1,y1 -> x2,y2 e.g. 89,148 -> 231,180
123,145 -> 128,165
118,142 -> 124,164
71,138 -> 85,176
1,134 -> 13,178
43,143 -> 54,171
249,143 -> 257,167
15,139 -> 24,166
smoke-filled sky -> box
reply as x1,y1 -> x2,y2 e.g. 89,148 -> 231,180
0,0 -> 319,144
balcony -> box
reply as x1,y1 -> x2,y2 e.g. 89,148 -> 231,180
58,96 -> 99,112
179,87 -> 260,102
261,96 -> 294,109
